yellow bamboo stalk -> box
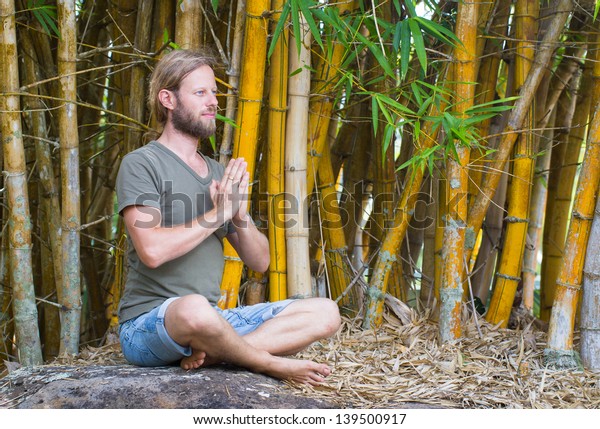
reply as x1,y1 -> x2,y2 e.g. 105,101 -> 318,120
57,0 -> 82,356
305,0 -> 354,196
266,0 -> 288,302
469,0 -> 511,207
545,99 -> 600,368
0,0 -> 43,365
466,0 -> 573,263
362,104 -> 442,328
485,0 -> 538,327
540,65 -> 589,320
318,142 -> 354,308
285,13 -> 313,298
175,0 -> 202,49
438,0 -> 479,341
219,0 -> 270,309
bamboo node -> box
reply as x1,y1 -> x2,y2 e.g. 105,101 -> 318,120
2,170 -> 26,177
268,106 -> 288,113
325,246 -> 348,254
495,272 -> 521,282
556,280 -> 581,291
504,216 -> 529,224
572,211 -> 594,221
583,270 -> 600,280
238,97 -> 263,104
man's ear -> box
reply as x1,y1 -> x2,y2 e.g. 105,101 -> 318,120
158,89 -> 176,111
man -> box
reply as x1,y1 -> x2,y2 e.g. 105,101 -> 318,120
116,49 -> 341,385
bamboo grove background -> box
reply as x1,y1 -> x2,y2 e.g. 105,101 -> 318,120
1,0 -> 600,373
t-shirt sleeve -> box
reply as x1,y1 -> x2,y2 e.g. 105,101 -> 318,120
116,152 -> 161,215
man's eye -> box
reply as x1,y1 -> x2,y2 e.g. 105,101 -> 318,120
196,91 -> 205,96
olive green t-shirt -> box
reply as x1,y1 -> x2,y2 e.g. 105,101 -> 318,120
116,141 -> 232,322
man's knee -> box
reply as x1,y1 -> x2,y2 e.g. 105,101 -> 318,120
299,297 -> 341,338
318,298 -> 341,337
167,294 -> 224,338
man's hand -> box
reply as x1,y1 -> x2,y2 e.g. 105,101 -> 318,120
210,157 -> 250,224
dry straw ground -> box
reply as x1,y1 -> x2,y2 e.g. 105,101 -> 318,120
2,299 -> 598,409
294,299 -> 600,408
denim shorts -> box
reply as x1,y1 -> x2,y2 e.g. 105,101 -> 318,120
119,297 -> 295,367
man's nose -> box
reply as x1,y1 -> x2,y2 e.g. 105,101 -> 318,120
207,93 -> 218,107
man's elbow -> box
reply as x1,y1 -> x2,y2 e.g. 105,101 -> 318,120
138,248 -> 163,269
249,254 -> 270,273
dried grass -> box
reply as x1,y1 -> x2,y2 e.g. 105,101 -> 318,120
2,304 -> 599,409
291,304 -> 600,409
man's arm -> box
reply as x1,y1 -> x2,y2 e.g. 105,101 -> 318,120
123,203 -> 223,269
124,157 -> 249,269
226,219 -> 270,273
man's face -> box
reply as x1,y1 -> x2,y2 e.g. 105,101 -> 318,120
170,65 -> 218,139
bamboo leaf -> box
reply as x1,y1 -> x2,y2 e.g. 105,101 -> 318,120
298,0 -> 324,51
211,0 -> 218,14
291,0 -> 302,55
371,95 -> 379,137
404,0 -> 417,17
382,123 -> 396,160
408,18 -> 427,73
268,2 -> 291,59
400,20 -> 411,80
393,20 -> 402,52
415,17 -> 460,47
354,31 -> 395,78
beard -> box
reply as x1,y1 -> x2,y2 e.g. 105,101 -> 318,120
171,94 -> 216,139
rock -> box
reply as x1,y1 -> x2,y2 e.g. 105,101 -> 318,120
0,364 -> 339,409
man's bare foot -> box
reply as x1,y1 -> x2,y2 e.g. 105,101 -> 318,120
264,356 -> 331,386
180,349 -> 206,370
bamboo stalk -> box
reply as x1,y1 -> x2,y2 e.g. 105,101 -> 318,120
362,102 -> 442,328
20,29 -> 63,358
469,0 -> 511,207
0,0 -> 43,365
219,0 -> 246,165
466,0 -> 573,261
0,230 -> 13,361
580,184 -> 600,370
305,0 -> 354,196
285,12 -> 313,298
175,0 -> 202,49
152,0 -> 175,54
540,61 -> 588,320
420,173 -> 437,309
318,142 -> 354,309
438,0 -> 479,341
485,0 -> 538,328
545,98 -> 600,368
266,0 -> 288,302
521,109 -> 556,312
57,0 -> 82,356
219,0 -> 270,309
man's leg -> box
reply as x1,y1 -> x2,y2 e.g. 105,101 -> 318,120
164,294 -> 333,385
242,297 -> 341,356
